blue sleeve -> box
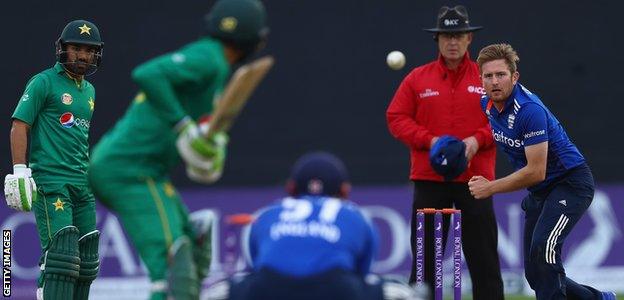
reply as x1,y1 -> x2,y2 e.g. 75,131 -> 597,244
248,205 -> 280,268
519,104 -> 549,146
248,209 -> 271,267
355,210 -> 379,276
248,221 -> 260,267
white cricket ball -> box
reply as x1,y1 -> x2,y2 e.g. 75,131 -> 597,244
386,51 -> 406,70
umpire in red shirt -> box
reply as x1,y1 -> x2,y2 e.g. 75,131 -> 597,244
386,5 -> 504,299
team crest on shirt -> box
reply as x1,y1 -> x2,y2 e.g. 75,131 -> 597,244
61,93 -> 73,105
507,114 -> 516,129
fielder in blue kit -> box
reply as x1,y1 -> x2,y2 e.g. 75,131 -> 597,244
249,196 -> 376,278
468,44 -> 615,300
228,152 -> 384,300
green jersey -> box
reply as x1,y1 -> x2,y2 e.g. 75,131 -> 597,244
91,37 -> 230,179
12,63 -> 95,185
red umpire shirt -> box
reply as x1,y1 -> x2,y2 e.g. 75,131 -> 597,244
386,52 -> 495,182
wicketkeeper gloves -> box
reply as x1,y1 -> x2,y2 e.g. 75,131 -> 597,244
4,164 -> 37,211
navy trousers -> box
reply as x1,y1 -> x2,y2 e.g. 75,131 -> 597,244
522,163 -> 602,299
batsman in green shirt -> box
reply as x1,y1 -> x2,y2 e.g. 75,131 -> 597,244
4,20 -> 104,300
88,1 -> 268,299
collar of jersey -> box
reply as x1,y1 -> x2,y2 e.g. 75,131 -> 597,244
53,62 -> 85,89
53,62 -> 66,74
486,84 -> 521,118
436,52 -> 470,74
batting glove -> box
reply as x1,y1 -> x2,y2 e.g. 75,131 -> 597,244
4,164 -> 37,211
176,116 -> 226,169
176,116 -> 229,180
186,132 -> 228,184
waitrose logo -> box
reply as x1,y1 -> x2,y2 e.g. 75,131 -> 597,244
492,129 -> 523,148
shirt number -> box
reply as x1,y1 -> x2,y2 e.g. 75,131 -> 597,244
279,198 -> 342,224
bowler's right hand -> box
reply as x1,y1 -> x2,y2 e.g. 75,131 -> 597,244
4,164 -> 37,211
468,175 -> 492,199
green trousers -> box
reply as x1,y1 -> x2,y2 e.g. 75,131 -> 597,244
33,183 -> 96,287
88,170 -> 194,285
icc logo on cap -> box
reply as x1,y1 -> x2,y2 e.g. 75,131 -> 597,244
59,112 -> 75,128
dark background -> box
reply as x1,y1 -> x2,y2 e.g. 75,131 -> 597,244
1,0 -> 621,187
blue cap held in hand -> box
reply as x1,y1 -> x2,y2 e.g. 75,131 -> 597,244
429,135 -> 468,181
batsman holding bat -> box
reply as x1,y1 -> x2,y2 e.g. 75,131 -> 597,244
88,0 -> 269,299
5,20 -> 104,299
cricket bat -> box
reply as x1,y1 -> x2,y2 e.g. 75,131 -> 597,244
205,55 -> 275,137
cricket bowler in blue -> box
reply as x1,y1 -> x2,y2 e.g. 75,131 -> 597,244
468,43 -> 616,300
228,152 -> 384,300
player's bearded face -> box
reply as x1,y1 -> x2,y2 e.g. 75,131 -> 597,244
481,59 -> 519,103
64,44 -> 97,75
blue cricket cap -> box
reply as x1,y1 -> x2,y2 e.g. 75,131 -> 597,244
290,151 -> 349,197
429,135 -> 468,181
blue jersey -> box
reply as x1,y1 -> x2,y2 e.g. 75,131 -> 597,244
248,196 -> 378,277
481,84 -> 585,192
